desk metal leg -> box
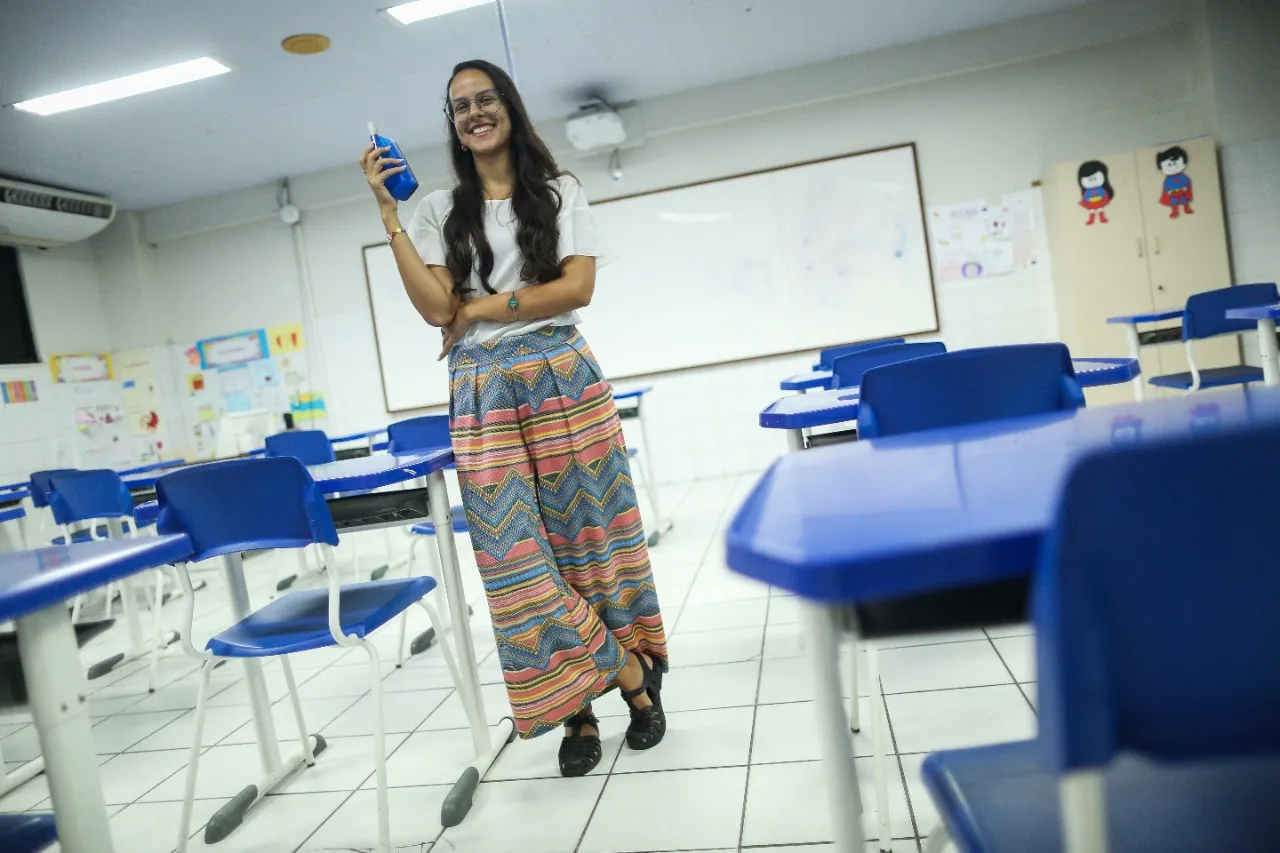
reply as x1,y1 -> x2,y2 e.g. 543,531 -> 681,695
786,428 -> 805,453
633,400 -> 672,546
17,605 -> 115,853
800,601 -> 865,853
1258,319 -> 1279,386
425,470 -> 515,827
200,552 -> 325,844
87,519 -> 178,687
1122,326 -> 1145,401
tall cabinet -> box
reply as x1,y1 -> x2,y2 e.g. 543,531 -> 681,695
1042,135 -> 1238,406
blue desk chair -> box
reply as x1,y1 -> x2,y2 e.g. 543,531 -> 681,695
849,342 -> 1085,845
921,424 -> 1280,853
157,456 -> 463,853
1148,282 -> 1279,392
265,429 -> 337,465
816,337 -> 905,370
386,415 -> 469,665
49,470 -> 175,690
858,343 -> 1085,439
830,341 -> 947,389
0,804 -> 56,851
265,429 -> 355,588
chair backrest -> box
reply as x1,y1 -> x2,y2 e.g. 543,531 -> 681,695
830,341 -> 947,389
386,415 -> 451,454
1035,424 -> 1280,771
817,337 -> 906,370
1182,281 -> 1279,340
29,469 -> 77,509
155,456 -> 338,562
857,343 -> 1085,439
264,429 -> 335,466
46,466 -> 134,525
46,470 -> 133,525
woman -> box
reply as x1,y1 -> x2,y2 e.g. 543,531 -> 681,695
360,59 -> 668,777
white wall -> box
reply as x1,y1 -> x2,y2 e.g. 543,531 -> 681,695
89,0 -> 1265,484
0,242 -> 110,485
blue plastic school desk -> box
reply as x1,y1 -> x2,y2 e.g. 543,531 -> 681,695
1226,303 -> 1280,386
0,534 -> 193,852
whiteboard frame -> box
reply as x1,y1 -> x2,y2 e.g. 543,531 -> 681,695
588,141 -> 940,380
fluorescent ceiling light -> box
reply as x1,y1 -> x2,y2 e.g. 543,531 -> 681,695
13,57 -> 231,116
386,0 -> 491,25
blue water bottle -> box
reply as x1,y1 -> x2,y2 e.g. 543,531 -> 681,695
368,122 -> 419,202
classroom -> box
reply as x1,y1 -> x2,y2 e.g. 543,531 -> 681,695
1,0 -> 1278,851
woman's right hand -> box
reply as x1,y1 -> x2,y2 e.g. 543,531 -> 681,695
360,144 -> 406,212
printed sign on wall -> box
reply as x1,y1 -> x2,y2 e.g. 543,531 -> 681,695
197,330 -> 269,370
50,353 -> 114,383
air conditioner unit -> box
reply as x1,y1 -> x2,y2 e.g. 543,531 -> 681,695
0,178 -> 116,249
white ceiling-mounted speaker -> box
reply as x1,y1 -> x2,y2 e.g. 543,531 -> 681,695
565,102 -> 628,153
0,178 -> 116,249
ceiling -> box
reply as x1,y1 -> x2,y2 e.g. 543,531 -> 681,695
0,0 -> 1088,210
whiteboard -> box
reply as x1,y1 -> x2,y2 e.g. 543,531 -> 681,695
363,242 -> 452,412
363,143 -> 938,410
584,143 -> 938,378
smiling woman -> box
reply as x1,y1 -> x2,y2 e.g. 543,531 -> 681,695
358,59 -> 669,779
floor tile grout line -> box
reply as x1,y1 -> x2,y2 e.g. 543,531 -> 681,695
984,629 -> 1038,717
736,588 -> 771,851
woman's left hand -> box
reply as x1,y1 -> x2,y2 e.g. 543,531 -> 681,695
439,306 -> 474,360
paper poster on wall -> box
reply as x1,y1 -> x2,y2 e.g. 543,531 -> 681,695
184,346 -> 201,367
249,358 -> 281,389
197,329 -> 269,369
0,380 -> 37,404
75,404 -> 123,427
50,353 -> 114,383
290,391 -> 326,423
224,391 -> 252,413
267,323 -> 305,355
188,373 -> 206,393
1076,160 -> 1115,226
929,190 -> 1045,282
1155,145 -> 1194,218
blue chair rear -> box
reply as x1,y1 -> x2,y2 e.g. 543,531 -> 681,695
1037,424 -> 1280,772
817,337 -> 905,370
858,343 -> 1085,439
1182,282 -> 1279,341
265,430 -> 336,466
29,469 -> 77,509
387,415 -> 451,454
156,457 -> 338,562
830,341 -> 946,389
46,470 -> 133,526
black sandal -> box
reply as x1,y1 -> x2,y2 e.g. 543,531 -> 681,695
559,709 -> 603,777
621,653 -> 666,751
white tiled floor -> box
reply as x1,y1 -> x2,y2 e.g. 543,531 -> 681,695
0,475 -> 1039,852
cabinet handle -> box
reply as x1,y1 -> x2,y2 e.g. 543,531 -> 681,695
1137,239 -> 1145,258
1154,237 -> 1162,255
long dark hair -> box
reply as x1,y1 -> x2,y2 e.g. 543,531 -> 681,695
1077,160 -> 1114,200
442,59 -> 565,296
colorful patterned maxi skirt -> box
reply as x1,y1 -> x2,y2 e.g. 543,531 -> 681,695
448,325 -> 668,739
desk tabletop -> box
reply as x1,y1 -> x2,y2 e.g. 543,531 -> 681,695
764,358 -> 1142,429
308,448 -> 453,492
117,459 -> 187,477
0,534 -> 192,622
1225,303 -> 1280,321
330,429 -> 388,444
1106,308 -> 1183,325
612,385 -> 654,401
0,506 -> 24,524
730,386 -> 1280,602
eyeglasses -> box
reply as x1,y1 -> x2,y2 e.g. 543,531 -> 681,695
445,89 -> 503,122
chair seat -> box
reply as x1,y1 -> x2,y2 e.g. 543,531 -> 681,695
409,505 -> 468,537
1148,364 -> 1264,389
0,812 -> 57,852
922,741 -> 1280,853
206,576 -> 437,657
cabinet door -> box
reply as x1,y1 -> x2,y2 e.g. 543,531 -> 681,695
1042,151 -> 1156,406
1135,136 -> 1240,377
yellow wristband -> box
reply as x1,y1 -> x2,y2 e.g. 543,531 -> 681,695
387,227 -> 407,245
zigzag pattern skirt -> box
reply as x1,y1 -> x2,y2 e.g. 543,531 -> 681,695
448,325 -> 668,739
